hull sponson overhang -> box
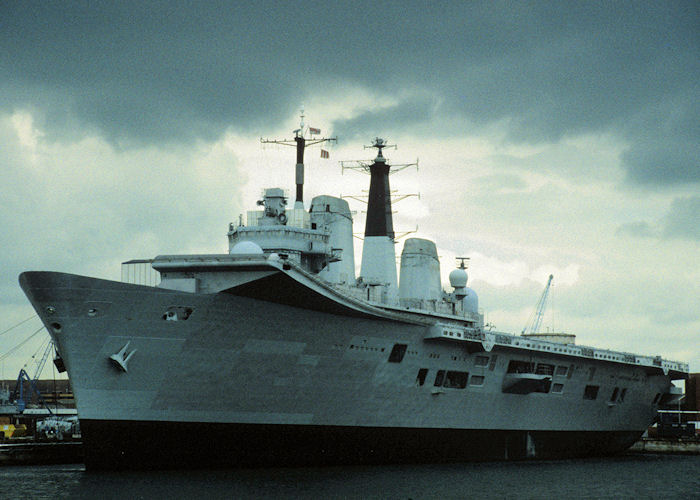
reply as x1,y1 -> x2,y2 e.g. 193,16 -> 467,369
224,265 -> 423,322
152,255 -> 429,323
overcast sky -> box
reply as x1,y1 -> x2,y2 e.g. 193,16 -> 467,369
1,1 -> 698,380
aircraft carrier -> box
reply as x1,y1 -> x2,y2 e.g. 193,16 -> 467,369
19,123 -> 688,470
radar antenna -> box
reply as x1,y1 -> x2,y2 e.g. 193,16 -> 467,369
456,257 -> 470,269
341,137 -> 418,175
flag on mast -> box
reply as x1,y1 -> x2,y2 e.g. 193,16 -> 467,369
309,127 -> 321,135
320,149 -> 329,159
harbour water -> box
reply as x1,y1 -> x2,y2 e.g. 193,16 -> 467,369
1,454 -> 698,499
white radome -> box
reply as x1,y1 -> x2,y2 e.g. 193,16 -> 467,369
230,241 -> 264,255
449,267 -> 468,288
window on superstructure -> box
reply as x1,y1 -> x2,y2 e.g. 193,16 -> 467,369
470,375 -> 485,386
552,383 -> 564,393
536,363 -> 554,376
619,388 -> 627,402
475,356 -> 489,367
388,344 -> 408,363
434,370 -> 446,387
652,392 -> 661,405
416,368 -> 429,386
555,366 -> 568,377
588,367 -> 596,380
610,387 -> 619,402
507,360 -> 535,374
443,371 -> 468,389
583,385 -> 599,400
488,355 -> 498,371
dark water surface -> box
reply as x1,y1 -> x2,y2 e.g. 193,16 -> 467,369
1,454 -> 698,499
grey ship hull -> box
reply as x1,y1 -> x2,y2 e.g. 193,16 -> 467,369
20,271 -> 670,470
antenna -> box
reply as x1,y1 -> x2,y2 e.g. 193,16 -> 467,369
340,138 -> 419,242
456,257 -> 470,269
260,108 -> 337,209
341,137 -> 417,175
365,137 -> 397,161
299,105 -> 305,135
341,159 -> 419,175
341,191 -> 420,205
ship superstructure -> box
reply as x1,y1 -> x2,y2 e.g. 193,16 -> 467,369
19,121 -> 688,470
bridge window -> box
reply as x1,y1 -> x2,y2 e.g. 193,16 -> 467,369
434,370 -> 445,387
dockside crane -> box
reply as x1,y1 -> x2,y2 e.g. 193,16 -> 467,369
10,339 -> 54,413
522,274 -> 554,335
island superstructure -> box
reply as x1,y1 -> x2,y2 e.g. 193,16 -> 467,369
19,121 -> 688,470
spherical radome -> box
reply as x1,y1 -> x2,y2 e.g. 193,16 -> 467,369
231,241 -> 264,255
449,268 -> 468,288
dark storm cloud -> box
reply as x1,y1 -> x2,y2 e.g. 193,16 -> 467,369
621,139 -> 700,185
331,94 -> 439,140
616,196 -> 700,240
0,1 -> 305,144
620,94 -> 700,185
616,221 -> 655,239
2,1 -> 698,182
662,196 -> 700,240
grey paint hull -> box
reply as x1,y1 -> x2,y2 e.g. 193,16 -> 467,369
20,271 -> 671,469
